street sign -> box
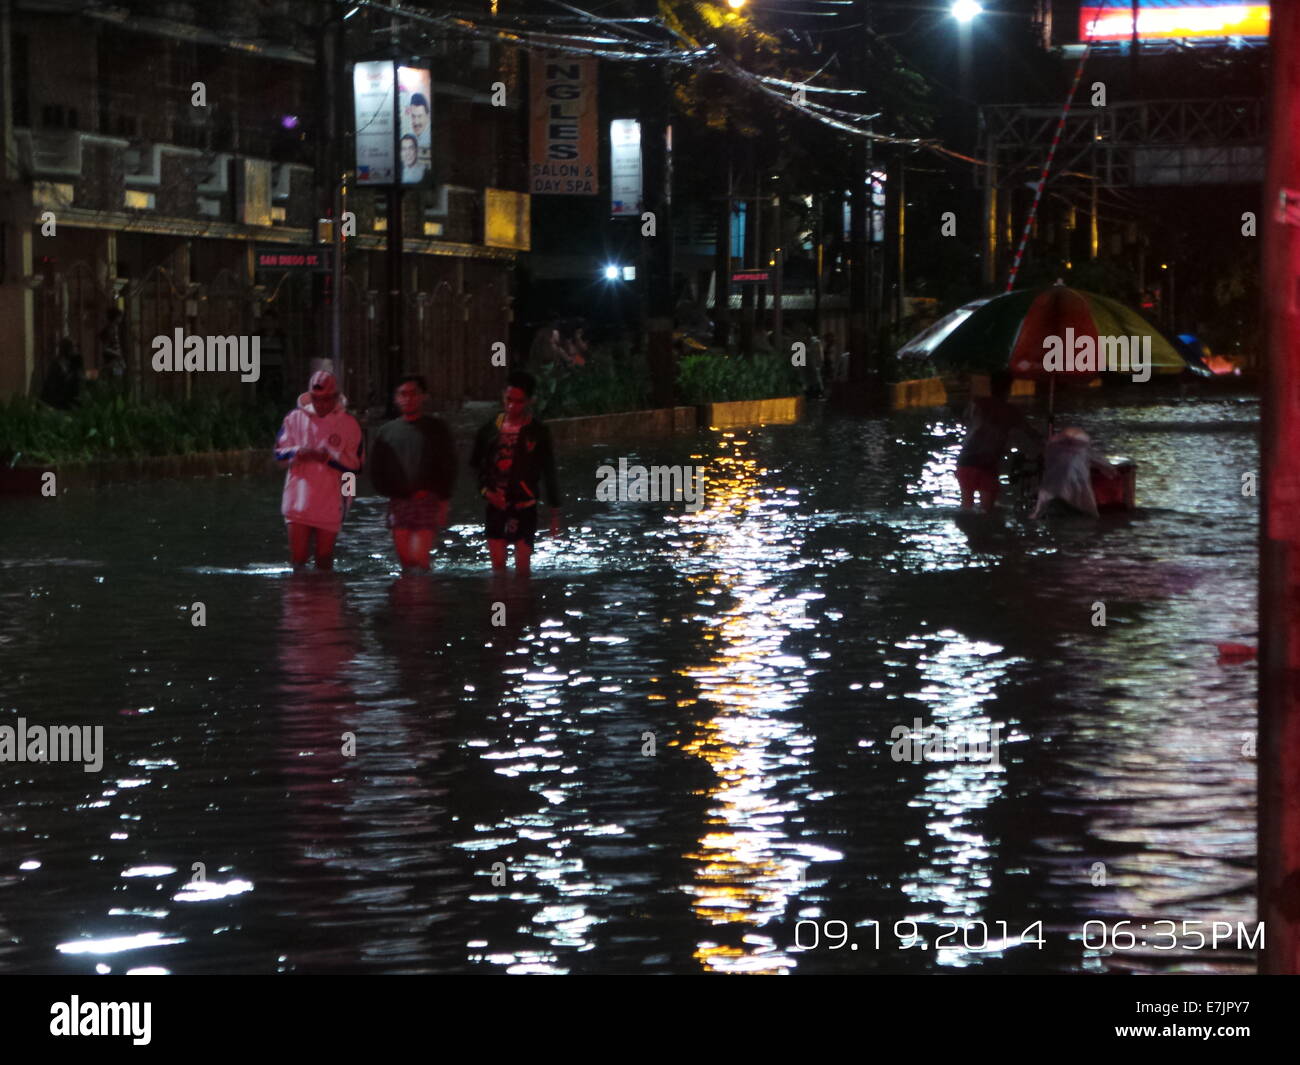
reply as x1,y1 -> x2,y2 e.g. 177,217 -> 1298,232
255,246 -> 332,272
731,269 -> 770,283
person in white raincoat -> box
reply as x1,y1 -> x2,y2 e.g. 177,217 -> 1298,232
274,370 -> 364,569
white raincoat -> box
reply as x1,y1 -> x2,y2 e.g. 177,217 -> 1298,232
274,391 -> 364,532
1031,427 -> 1115,519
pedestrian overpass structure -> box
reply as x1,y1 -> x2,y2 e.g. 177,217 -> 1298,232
976,95 -> 1266,283
980,96 -> 1265,189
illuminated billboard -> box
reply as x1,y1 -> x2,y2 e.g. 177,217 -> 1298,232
1079,3 -> 1269,42
353,61 -> 432,187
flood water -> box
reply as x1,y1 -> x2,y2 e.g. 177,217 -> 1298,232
0,395 -> 1259,974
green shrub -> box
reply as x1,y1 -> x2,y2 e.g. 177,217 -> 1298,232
0,385 -> 282,466
533,342 -> 651,418
676,350 -> 801,405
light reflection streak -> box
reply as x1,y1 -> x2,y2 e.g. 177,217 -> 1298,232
897,629 -> 1019,967
458,584 -> 598,973
670,431 -> 828,974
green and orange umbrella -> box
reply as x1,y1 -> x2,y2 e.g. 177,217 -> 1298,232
899,283 -> 1194,379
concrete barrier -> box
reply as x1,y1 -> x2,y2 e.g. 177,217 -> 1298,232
0,448 -> 272,496
890,377 -> 949,409
546,406 -> 698,446
702,396 -> 803,428
968,373 -> 1037,399
3,397 -> 804,496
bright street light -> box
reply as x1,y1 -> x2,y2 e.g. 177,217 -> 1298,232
604,264 -> 621,281
727,0 -> 747,9
951,0 -> 983,22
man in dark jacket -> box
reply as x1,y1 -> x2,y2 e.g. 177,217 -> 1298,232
470,370 -> 561,575
369,375 -> 457,570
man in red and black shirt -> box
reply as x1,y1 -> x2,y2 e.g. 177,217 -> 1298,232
470,370 -> 562,575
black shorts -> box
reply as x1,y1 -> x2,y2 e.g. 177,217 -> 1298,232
485,504 -> 538,546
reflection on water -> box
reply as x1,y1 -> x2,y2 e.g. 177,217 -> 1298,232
670,433 -> 830,974
898,631 -> 1020,968
0,396 -> 1258,973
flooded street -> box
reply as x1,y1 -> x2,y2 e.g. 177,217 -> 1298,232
0,395 -> 1258,974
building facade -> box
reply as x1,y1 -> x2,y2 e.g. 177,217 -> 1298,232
0,0 -> 527,411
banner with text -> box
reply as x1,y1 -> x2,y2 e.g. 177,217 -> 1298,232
610,118 -> 641,217
530,54 -> 598,195
354,61 -> 396,186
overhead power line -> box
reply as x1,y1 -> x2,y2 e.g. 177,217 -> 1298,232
336,0 -> 967,159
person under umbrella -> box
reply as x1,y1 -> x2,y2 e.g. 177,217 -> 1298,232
956,371 -> 1043,514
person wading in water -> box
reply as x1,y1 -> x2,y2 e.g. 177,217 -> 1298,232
369,375 -> 457,571
274,370 -> 364,570
955,371 -> 1041,514
470,370 -> 561,576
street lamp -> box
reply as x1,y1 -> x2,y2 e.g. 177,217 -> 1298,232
727,0 -> 747,9
950,0 -> 983,22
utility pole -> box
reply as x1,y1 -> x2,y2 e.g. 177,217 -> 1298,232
813,191 -> 823,341
848,0 -> 874,385
385,16 -> 403,399
1260,0 -> 1300,975
740,139 -> 756,357
772,174 -> 783,358
982,110 -> 998,288
642,57 -> 674,407
713,119 -> 733,349
319,11 -> 346,385
895,154 -> 905,326
1089,167 -> 1099,260
867,133 -> 879,356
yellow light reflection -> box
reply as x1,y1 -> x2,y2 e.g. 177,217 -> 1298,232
670,431 -> 832,974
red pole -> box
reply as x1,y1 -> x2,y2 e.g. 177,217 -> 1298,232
1004,52 -> 1089,293
1260,1 -> 1300,975
1004,6 -> 1110,293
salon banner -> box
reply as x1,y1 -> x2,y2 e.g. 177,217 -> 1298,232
530,53 -> 598,195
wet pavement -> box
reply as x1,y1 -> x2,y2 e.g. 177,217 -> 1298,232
0,394 -> 1259,973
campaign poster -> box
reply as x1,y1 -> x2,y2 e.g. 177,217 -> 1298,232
397,66 -> 433,186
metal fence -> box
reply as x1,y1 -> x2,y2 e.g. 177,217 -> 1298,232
33,253 -> 511,413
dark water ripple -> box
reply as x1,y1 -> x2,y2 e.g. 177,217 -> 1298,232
0,396 -> 1257,973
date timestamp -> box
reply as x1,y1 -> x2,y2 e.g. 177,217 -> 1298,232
792,920 -> 1044,952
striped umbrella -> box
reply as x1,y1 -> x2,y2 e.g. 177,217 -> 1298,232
899,283 -> 1196,426
899,283 -> 1193,378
